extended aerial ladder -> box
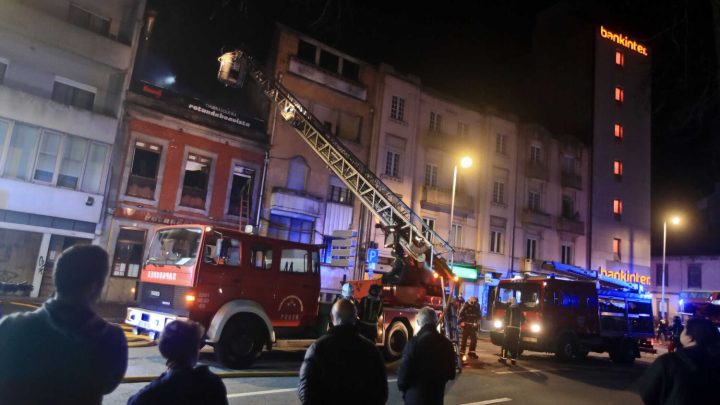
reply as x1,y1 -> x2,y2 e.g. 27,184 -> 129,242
540,261 -> 643,292
217,49 -> 462,366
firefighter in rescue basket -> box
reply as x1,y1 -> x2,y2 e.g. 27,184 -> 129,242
459,296 -> 481,359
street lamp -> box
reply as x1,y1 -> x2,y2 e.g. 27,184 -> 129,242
448,156 -> 473,274
660,215 -> 681,320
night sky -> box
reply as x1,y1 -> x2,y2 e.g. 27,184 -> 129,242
138,0 -> 720,255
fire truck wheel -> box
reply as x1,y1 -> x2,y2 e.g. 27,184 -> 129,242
555,334 -> 577,361
384,321 -> 410,360
217,315 -> 265,369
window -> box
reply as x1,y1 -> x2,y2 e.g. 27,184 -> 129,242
227,164 -> 255,218
111,228 -> 146,278
561,244 -> 573,265
490,230 -> 503,253
297,40 -> 317,63
614,86 -> 624,103
422,218 -> 435,241
57,136 -> 88,189
688,264 -> 702,288
450,224 -> 462,247
495,133 -> 507,155
328,184 -> 353,205
563,156 -> 576,174
530,145 -> 542,163
250,245 -> 273,269
613,199 -> 623,219
0,60 -> 7,85
429,112 -> 442,132
385,151 -> 400,177
33,131 -> 62,183
390,96 -> 405,121
614,123 -> 624,142
180,153 -> 212,210
492,181 -> 505,204
319,49 -> 339,72
613,238 -> 622,261
268,214 -> 314,243
424,164 -> 438,187
457,122 -> 469,137
614,160 -> 623,179
287,156 -> 309,191
281,249 -> 309,273
526,238 -> 537,260
562,196 -> 575,218
615,50 -> 624,67
528,191 -> 540,212
4,123 -> 40,181
126,140 -> 162,200
655,263 -> 668,286
51,79 -> 95,111
81,143 -> 109,193
68,3 -> 110,36
341,60 -> 359,81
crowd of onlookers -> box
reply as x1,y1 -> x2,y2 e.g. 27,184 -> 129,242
0,244 -> 717,405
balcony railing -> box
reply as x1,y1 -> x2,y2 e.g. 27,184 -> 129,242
420,186 -> 474,214
561,171 -> 582,189
557,217 -> 585,235
525,161 -> 549,180
521,209 -> 552,228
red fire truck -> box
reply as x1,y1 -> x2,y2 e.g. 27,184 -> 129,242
490,262 -> 654,365
126,48 -> 460,368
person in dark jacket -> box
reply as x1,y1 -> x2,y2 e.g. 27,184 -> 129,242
398,307 -> 457,405
128,320 -> 227,405
0,245 -> 127,405
298,299 -> 388,405
358,283 -> 384,342
500,296 -> 525,364
459,296 -> 481,358
668,315 -> 684,352
638,317 -> 720,405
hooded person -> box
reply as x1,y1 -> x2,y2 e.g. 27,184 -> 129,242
0,245 -> 127,405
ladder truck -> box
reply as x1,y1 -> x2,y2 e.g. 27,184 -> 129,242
216,50 -> 464,364
489,261 -> 655,364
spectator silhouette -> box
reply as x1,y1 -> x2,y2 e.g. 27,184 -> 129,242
638,317 -> 720,404
0,245 -> 127,405
128,320 -> 227,405
298,298 -> 388,405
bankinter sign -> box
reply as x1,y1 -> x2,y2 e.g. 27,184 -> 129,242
600,267 -> 651,286
600,26 -> 648,56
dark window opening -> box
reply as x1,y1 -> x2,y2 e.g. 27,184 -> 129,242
341,60 -> 359,81
227,165 -> 255,218
68,4 -> 110,37
297,40 -> 317,63
126,142 -> 161,199
180,153 -> 211,210
319,50 -> 339,73
51,81 -> 94,111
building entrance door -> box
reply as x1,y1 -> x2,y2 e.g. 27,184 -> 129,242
38,235 -> 91,298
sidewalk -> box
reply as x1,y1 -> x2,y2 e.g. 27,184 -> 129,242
0,295 -> 130,323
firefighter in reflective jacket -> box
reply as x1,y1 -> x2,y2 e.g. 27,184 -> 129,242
500,296 -> 525,365
358,284 -> 383,342
459,296 -> 481,359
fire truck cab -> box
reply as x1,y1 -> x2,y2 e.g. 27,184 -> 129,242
490,263 -> 654,365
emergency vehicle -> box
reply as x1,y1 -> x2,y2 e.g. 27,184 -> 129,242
490,262 -> 654,364
126,48 -> 460,367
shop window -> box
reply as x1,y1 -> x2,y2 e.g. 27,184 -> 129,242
126,141 -> 162,199
180,152 -> 212,210
112,228 -> 146,278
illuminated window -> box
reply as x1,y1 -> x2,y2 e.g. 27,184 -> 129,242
613,238 -> 621,261
614,123 -> 624,141
613,160 -> 623,178
613,199 -> 623,219
614,86 -> 624,103
615,50 -> 624,67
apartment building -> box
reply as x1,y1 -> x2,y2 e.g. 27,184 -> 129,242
650,255 -> 720,320
0,0 -> 144,297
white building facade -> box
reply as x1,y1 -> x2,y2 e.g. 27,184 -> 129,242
0,0 -> 145,297
650,255 -> 720,320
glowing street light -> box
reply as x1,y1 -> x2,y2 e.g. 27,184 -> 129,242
448,155 -> 473,277
661,215 -> 681,320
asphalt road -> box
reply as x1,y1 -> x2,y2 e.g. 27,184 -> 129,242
1,300 -> 655,404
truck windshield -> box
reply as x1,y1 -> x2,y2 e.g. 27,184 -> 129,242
146,227 -> 203,266
496,283 -> 541,311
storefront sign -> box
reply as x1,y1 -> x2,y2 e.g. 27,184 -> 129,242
116,207 -> 194,226
451,264 -> 478,280
600,26 -> 648,56
599,267 -> 651,285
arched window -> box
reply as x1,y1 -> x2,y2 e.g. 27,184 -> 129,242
287,156 -> 309,191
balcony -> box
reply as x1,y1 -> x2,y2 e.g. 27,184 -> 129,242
270,187 -> 322,218
561,171 -> 582,190
452,248 -> 476,265
420,129 -> 465,153
557,217 -> 585,235
521,209 -> 552,228
288,57 -> 367,100
420,186 -> 474,215
525,161 -> 549,180
0,2 -> 133,71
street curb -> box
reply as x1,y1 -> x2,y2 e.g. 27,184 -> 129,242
122,370 -> 300,384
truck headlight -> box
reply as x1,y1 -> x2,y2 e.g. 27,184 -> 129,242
493,319 -> 503,329
530,323 -> 541,333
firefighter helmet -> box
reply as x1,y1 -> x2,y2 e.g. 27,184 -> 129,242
341,283 -> 354,298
